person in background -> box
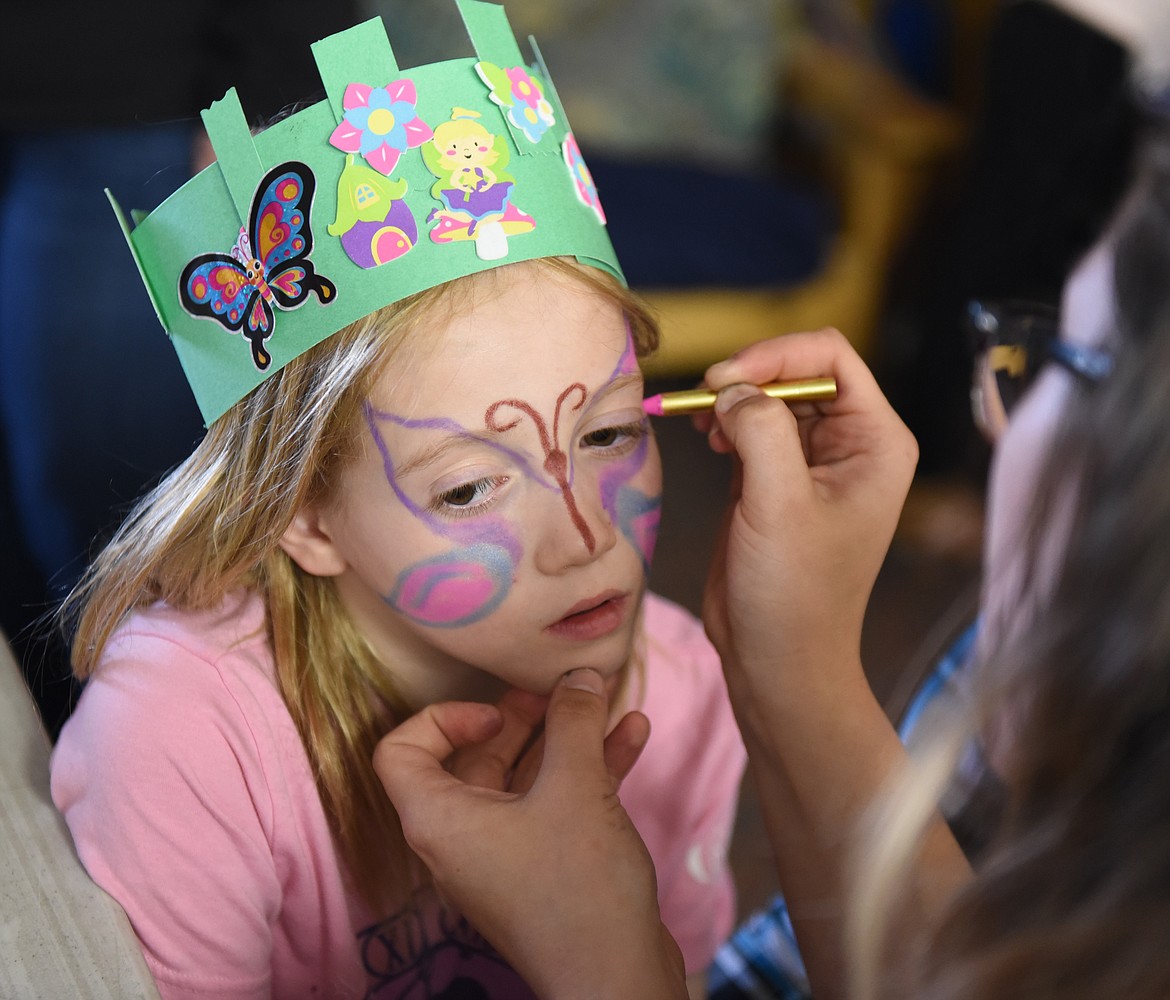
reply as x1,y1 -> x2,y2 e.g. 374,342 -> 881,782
0,2 -> 357,735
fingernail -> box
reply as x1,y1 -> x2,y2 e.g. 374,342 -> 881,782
714,383 -> 761,415
561,668 -> 603,694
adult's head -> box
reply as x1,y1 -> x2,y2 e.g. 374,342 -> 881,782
921,133 -> 1170,999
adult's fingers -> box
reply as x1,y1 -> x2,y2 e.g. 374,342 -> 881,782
710,385 -> 814,527
603,710 -> 651,783
448,687 -> 549,790
533,668 -> 614,788
373,701 -> 503,819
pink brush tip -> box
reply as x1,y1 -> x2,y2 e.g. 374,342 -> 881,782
642,394 -> 665,417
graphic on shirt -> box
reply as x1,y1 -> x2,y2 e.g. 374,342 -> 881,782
357,888 -> 536,998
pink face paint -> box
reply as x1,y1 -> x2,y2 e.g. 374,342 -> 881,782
387,542 -> 514,627
485,383 -> 597,551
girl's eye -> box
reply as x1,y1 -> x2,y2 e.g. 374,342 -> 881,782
580,421 -> 646,452
429,475 -> 506,515
584,427 -> 621,447
442,483 -> 481,506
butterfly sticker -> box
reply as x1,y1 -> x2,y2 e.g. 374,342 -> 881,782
179,161 -> 337,370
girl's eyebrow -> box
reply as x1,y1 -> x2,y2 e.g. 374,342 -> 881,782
395,433 -> 492,478
586,371 -> 643,409
384,371 -> 643,479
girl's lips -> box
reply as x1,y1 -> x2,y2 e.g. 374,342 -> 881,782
546,592 -> 628,641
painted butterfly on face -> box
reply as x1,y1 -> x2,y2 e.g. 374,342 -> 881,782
178,161 -> 337,370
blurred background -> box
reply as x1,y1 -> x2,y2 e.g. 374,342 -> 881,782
2,1 -> 1162,914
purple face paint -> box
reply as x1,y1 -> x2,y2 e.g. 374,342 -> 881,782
616,322 -> 640,376
599,427 -> 661,575
364,403 -> 525,628
596,327 -> 661,573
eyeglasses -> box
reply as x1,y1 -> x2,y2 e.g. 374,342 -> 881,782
967,299 -> 1114,442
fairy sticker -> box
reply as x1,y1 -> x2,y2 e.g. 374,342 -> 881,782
178,161 -> 336,370
422,108 -> 535,261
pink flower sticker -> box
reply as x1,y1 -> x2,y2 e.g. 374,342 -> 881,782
328,79 -> 433,177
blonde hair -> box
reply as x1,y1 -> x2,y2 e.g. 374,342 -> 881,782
63,257 -> 659,910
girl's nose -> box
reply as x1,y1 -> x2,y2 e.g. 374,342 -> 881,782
533,480 -> 617,575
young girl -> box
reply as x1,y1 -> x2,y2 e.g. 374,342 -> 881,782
49,5 -> 744,999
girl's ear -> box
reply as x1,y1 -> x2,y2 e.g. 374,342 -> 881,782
278,507 -> 348,577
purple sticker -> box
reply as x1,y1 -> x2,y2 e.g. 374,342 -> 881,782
329,155 -> 417,270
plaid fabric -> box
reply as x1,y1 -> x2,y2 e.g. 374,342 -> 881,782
708,623 -> 980,999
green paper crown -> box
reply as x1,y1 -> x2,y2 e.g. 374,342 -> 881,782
110,0 -> 621,425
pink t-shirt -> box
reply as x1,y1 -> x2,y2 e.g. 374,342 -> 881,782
51,591 -> 745,999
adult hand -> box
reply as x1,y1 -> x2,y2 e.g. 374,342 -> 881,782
699,329 -> 918,732
694,330 -> 926,1000
373,669 -> 687,1000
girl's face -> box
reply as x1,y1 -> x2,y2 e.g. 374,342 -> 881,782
980,241 -> 1116,655
295,264 -> 661,707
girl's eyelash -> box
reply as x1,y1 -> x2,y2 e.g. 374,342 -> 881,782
427,475 -> 507,517
580,419 -> 648,450
423,421 -> 645,517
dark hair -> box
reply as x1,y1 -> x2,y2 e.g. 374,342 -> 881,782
917,134 -> 1170,998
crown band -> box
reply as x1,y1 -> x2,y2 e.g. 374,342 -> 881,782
110,0 -> 622,425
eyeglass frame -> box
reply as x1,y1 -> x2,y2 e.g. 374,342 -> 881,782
966,299 -> 1115,441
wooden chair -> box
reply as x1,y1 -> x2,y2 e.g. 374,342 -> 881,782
0,632 -> 159,999
640,32 -> 963,377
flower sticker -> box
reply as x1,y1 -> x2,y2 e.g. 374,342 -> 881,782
475,61 -> 556,144
562,133 -> 605,225
328,80 -> 434,177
